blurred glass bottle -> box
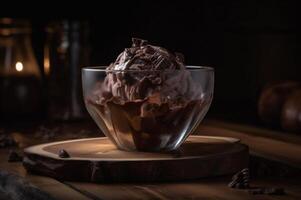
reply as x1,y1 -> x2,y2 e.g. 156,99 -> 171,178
0,18 -> 43,120
44,20 -> 90,120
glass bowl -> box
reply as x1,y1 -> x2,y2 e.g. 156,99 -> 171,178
82,66 -> 214,152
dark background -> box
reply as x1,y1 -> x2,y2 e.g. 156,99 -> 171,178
1,0 -> 300,125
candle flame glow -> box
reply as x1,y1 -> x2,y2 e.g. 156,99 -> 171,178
44,58 -> 50,75
16,62 -> 23,72
44,46 -> 50,75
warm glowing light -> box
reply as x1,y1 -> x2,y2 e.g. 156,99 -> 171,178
44,58 -> 50,75
44,47 -> 50,75
15,62 -> 23,72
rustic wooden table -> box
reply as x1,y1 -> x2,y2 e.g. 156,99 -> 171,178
1,120 -> 301,200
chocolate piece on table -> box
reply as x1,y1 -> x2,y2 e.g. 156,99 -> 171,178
228,180 -> 237,188
229,168 -> 250,189
58,149 -> 70,158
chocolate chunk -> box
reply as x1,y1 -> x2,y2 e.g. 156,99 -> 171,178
102,38 -> 189,104
124,48 -> 134,58
228,168 -> 250,189
229,181 -> 249,189
143,45 -> 155,54
232,173 -> 243,181
154,55 -> 170,70
8,150 -> 23,162
241,168 -> 249,172
228,180 -> 238,188
231,169 -> 285,196
136,78 -> 152,98
175,52 -> 185,63
58,149 -> 70,158
132,38 -> 148,47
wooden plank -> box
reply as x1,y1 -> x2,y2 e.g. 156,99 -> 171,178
66,176 -> 301,200
0,148 -> 90,200
203,119 -> 301,145
26,176 -> 90,200
197,120 -> 301,168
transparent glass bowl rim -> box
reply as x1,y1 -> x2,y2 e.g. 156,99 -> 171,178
82,65 -> 214,73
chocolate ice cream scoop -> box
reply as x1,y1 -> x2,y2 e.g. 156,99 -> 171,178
92,38 -> 201,106
108,38 -> 185,71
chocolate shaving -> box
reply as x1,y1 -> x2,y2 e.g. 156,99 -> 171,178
92,38 -> 199,119
154,55 -> 170,70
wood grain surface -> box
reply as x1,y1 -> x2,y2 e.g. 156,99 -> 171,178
65,177 -> 301,200
200,120 -> 301,168
23,136 -> 248,182
2,121 -> 301,199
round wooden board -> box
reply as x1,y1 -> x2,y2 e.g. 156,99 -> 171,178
23,136 -> 249,182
